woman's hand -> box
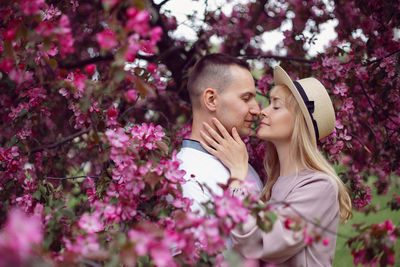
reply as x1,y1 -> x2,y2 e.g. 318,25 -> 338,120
200,118 -> 249,185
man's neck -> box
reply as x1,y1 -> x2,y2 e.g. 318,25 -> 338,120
190,113 -> 213,143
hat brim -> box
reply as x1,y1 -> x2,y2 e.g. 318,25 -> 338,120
273,66 -> 317,143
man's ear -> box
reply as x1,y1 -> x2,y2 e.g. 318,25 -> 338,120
203,88 -> 218,112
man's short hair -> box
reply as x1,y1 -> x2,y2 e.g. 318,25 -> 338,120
187,53 -> 251,108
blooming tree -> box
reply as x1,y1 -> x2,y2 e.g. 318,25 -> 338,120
0,0 -> 399,266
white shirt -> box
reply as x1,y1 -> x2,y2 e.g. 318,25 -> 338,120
177,139 -> 263,213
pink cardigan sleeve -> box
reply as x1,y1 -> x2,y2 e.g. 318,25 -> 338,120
230,175 -> 339,263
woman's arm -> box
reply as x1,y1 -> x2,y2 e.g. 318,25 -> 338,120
200,118 -> 249,185
231,176 -> 339,263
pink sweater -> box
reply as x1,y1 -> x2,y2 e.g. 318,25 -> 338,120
231,169 -> 340,267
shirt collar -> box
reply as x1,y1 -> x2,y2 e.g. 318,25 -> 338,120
182,139 -> 210,155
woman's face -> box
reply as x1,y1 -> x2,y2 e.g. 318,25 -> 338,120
257,86 -> 296,143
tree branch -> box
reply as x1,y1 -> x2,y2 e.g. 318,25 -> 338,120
45,175 -> 100,180
363,48 -> 400,66
30,129 -> 89,154
247,0 -> 267,30
246,54 -> 315,64
59,54 -> 114,69
155,0 -> 170,8
270,201 -> 353,239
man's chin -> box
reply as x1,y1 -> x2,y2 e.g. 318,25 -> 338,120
237,128 -> 251,138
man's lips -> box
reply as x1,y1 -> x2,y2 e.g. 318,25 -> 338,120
260,122 -> 270,126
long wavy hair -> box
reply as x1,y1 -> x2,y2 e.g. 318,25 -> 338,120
261,85 -> 352,223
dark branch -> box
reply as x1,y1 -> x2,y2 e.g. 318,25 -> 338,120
363,49 -> 400,66
59,53 -> 157,69
45,175 -> 100,180
246,54 -> 315,64
155,0 -> 170,8
247,0 -> 267,30
30,129 -> 89,154
59,54 -> 114,69
270,200 -> 353,239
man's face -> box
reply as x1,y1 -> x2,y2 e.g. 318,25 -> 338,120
215,65 -> 260,137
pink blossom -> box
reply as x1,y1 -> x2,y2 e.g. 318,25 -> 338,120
125,9 -> 150,36
85,64 -> 96,76
102,203 -> 121,224
96,29 -> 117,50
73,73 -> 87,93
161,151 -> 186,183
35,21 -> 55,36
21,0 -> 46,15
58,34 -> 75,57
214,190 -> 249,224
283,30 -> 294,46
59,88 -> 70,99
126,89 -> 138,102
105,128 -> 130,148
130,123 -> 165,150
323,237 -> 330,246
42,4 -> 61,20
284,219 -> 294,230
0,209 -> 42,263
8,69 -> 33,84
126,7 -> 138,18
147,63 -> 157,74
333,83 -> 348,96
150,26 -> 163,44
257,75 -> 273,96
78,213 -> 104,233
3,27 -> 17,41
215,254 -> 229,267
65,234 -> 100,254
0,58 -> 14,73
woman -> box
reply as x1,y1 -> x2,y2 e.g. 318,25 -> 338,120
200,66 -> 352,266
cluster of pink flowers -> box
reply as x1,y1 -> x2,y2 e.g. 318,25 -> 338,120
1,0 -> 400,266
350,220 -> 398,266
0,208 -> 43,266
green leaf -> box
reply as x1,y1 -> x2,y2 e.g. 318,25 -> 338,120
54,211 -> 62,222
113,69 -> 126,83
54,199 -> 65,209
32,190 -> 41,201
42,231 -> 54,250
39,185 -> 47,195
18,109 -> 28,117
60,208 -> 75,220
8,135 -> 17,147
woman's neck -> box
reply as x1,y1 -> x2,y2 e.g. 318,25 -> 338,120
275,141 -> 305,177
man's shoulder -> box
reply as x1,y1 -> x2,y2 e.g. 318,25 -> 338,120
177,147 -> 218,163
177,147 -> 230,181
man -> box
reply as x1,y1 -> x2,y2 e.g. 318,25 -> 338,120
177,53 -> 263,213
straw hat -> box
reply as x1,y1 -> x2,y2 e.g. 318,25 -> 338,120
273,65 -> 335,144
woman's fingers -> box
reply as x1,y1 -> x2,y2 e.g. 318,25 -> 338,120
232,127 -> 244,144
200,129 -> 220,150
211,117 -> 232,140
202,121 -> 224,144
200,140 -> 217,156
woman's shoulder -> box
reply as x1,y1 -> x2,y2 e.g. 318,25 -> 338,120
295,169 -> 338,191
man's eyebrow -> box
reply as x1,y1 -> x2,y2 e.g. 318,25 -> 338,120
241,91 -> 255,97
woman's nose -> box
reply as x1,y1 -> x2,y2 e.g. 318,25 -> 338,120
260,108 -> 268,118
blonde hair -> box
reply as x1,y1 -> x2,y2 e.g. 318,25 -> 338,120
261,85 -> 352,223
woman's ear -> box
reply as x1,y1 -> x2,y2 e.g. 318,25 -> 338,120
203,88 -> 218,112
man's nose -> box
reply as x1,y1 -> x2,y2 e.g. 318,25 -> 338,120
250,100 -> 261,116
